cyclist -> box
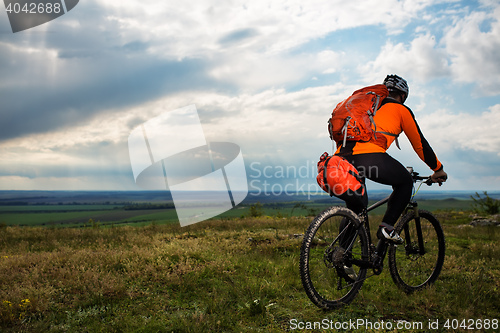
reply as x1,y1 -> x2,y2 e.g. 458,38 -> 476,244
336,74 -> 447,244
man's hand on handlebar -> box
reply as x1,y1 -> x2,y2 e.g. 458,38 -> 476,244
431,169 -> 448,186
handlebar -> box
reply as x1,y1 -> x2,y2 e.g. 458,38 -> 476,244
407,167 -> 433,186
415,174 -> 434,186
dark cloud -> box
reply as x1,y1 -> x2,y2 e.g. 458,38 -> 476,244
0,2 -> 230,142
0,52 -> 221,141
218,28 -> 259,46
120,41 -> 150,53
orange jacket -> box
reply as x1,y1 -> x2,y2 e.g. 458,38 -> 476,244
335,99 -> 443,171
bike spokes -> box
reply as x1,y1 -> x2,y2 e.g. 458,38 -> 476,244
388,210 -> 445,293
300,207 -> 369,309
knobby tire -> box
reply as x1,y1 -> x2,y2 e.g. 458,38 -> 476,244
388,210 -> 445,293
300,206 -> 369,309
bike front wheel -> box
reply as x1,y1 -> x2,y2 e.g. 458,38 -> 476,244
300,206 -> 369,309
388,210 -> 445,293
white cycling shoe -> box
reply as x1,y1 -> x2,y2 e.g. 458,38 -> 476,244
343,265 -> 358,281
377,223 -> 404,244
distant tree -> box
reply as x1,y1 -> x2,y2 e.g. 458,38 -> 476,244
249,202 -> 263,217
87,218 -> 100,228
471,191 -> 500,215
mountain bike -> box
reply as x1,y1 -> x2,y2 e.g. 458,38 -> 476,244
299,168 -> 446,309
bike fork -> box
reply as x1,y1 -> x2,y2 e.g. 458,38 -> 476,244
403,202 -> 426,255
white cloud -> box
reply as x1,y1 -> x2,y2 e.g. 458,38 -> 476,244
91,0 -> 440,59
419,104 -> 500,155
443,2 -> 500,95
359,33 -> 451,84
2,0 -> 499,192
4,0 -> 446,141
358,1 -> 500,97
0,84 -> 351,189
209,50 -> 345,90
82,0 -> 445,92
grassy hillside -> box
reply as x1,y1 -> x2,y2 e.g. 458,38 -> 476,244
1,211 -> 499,332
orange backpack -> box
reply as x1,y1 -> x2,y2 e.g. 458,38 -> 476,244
328,84 -> 389,147
316,152 -> 365,200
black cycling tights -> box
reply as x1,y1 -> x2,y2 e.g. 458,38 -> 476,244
342,152 -> 413,226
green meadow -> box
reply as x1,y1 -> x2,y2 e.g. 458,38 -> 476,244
0,192 -> 499,332
0,195 -> 479,228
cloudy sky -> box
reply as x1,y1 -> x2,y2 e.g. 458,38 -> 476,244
1,0 -> 499,194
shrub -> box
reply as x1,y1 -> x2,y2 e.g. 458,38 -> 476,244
248,203 -> 263,217
471,191 -> 500,215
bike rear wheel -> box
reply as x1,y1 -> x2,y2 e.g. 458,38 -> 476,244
300,206 -> 369,309
388,210 -> 445,293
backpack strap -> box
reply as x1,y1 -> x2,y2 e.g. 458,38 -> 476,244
340,117 -> 352,147
375,97 -> 402,149
376,131 -> 401,149
367,92 -> 383,141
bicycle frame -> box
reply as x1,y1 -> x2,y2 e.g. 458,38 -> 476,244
353,172 -> 430,274
299,170 -> 444,309
362,195 -> 390,246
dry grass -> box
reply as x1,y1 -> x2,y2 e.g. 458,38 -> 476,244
0,213 -> 499,332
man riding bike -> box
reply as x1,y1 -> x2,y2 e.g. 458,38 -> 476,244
336,74 -> 448,244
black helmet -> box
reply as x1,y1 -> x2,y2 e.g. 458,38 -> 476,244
383,74 -> 409,97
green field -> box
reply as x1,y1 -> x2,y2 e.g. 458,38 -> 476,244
1,192 -> 498,332
0,198 -> 477,228
0,210 -> 499,332
0,205 -> 178,227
